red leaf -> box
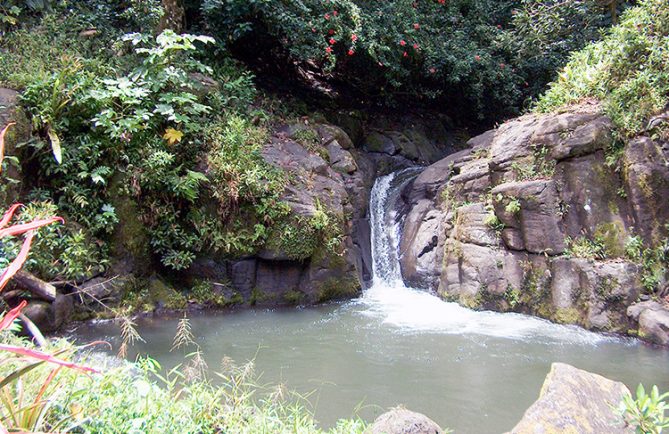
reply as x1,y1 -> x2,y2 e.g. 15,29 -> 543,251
0,203 -> 22,229
0,344 -> 99,373
0,300 -> 27,331
0,232 -> 34,292
0,217 -> 64,239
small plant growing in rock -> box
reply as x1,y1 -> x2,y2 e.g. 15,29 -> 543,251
565,236 -> 607,260
505,197 -> 522,214
620,384 -> 669,434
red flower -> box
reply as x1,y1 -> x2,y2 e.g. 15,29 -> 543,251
348,49 -> 355,56
326,47 -> 333,54
474,55 -> 481,61
413,43 -> 419,49
329,38 -> 336,45
413,23 -> 420,30
351,34 -> 358,42
328,29 -> 335,35
400,40 -> 406,46
438,0 -> 445,4
497,24 -> 502,29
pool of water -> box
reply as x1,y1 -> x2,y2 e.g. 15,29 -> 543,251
70,285 -> 669,434
68,170 -> 669,433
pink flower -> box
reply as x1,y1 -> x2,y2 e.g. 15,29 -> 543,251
400,40 -> 406,46
325,13 -> 330,20
474,55 -> 481,61
348,49 -> 355,56
403,51 -> 408,57
351,34 -> 358,42
329,38 -> 336,45
413,23 -> 420,30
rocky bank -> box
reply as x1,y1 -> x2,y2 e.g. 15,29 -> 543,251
398,101 -> 669,344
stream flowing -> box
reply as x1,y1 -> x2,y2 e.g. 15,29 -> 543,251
71,170 -> 669,433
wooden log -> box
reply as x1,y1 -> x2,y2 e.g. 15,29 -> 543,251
11,271 -> 56,302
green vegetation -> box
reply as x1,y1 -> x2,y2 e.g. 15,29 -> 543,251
203,0 -> 623,123
620,384 -> 669,434
0,1 -> 352,288
0,329 -> 366,433
564,236 -> 608,260
624,234 -> 669,294
537,0 -> 669,136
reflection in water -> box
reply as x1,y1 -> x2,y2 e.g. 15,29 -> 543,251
70,171 -> 669,433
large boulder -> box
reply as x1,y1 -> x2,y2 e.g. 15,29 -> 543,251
509,363 -> 632,434
398,102 -> 669,342
367,407 -> 444,434
183,122 -> 374,306
627,301 -> 669,345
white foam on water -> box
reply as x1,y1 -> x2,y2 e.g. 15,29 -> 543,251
362,171 -> 624,346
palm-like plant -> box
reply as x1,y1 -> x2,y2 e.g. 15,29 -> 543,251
0,123 -> 99,433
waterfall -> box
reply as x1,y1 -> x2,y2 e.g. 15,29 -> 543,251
369,172 -> 401,285
360,169 -> 618,345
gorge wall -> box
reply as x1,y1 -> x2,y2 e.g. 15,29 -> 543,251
398,101 -> 669,345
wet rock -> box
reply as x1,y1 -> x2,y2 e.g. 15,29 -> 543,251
23,294 -> 74,333
623,136 -> 669,244
367,407 -> 444,434
509,363 -> 631,434
550,259 -> 641,331
627,301 -> 669,345
76,276 -> 130,308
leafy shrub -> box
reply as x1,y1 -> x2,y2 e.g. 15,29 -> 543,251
201,0 -> 625,123
202,0 -> 523,121
620,384 -> 669,434
505,0 -> 631,97
0,201 -> 106,282
536,0 -> 669,136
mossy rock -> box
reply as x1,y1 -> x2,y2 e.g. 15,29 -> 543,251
594,221 -> 626,258
108,174 -> 151,274
315,275 -> 361,303
553,307 -> 582,325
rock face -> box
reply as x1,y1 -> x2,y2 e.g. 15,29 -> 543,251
181,122 -> 375,306
179,115 -> 460,308
398,102 -> 668,338
510,363 -> 632,434
367,407 -> 444,434
0,88 -> 29,205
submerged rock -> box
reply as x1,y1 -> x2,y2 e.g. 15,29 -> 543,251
509,363 -> 631,434
367,407 -> 444,434
627,301 -> 669,345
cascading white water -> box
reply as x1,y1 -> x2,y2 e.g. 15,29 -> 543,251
362,171 -> 621,344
